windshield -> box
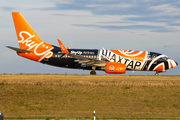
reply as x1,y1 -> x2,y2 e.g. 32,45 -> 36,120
160,56 -> 169,61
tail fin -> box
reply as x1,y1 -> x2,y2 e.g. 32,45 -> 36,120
12,12 -> 54,62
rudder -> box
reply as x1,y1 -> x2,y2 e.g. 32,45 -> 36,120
12,12 -> 54,62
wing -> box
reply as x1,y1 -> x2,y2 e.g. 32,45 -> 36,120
57,39 -> 106,67
71,54 -> 106,67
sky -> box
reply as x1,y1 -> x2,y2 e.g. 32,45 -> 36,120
0,0 -> 180,75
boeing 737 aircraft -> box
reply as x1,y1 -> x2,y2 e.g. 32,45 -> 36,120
6,12 -> 178,75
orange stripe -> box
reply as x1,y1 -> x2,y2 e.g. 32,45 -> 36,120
170,61 -> 173,68
110,50 -> 146,62
154,64 -> 164,71
124,50 -> 140,55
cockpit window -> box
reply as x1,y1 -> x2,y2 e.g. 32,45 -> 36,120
152,54 -> 157,59
148,52 -> 162,60
160,57 -> 169,61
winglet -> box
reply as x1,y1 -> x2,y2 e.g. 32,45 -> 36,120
57,39 -> 70,55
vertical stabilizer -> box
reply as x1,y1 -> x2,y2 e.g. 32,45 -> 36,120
12,12 -> 54,62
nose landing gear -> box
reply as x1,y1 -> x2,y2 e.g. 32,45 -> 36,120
155,71 -> 159,76
155,71 -> 165,75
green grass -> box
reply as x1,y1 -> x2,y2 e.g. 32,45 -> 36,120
0,74 -> 180,119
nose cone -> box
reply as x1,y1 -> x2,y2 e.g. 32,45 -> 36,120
168,59 -> 178,69
175,61 -> 178,66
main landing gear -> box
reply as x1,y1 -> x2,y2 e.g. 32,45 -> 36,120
90,66 -> 96,75
90,70 -> 96,75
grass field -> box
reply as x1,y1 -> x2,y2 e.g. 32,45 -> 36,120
0,74 -> 180,119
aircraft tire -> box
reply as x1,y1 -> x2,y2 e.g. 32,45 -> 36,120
90,71 -> 96,75
155,72 -> 159,76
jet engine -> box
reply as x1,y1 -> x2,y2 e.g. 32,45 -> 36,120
105,62 -> 126,74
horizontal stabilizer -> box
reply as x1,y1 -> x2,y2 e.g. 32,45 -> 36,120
6,46 -> 33,53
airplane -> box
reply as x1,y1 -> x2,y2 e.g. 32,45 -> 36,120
6,12 -> 178,75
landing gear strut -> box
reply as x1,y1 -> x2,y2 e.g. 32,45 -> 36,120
90,66 -> 96,75
155,71 -> 159,76
155,71 -> 165,76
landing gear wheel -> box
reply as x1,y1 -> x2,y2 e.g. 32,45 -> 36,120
155,71 -> 159,76
155,73 -> 159,76
90,71 -> 96,75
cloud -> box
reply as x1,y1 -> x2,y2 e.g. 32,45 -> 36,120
52,10 -> 92,16
150,4 -> 180,16
1,6 -> 15,11
72,24 -> 177,32
38,0 -> 180,33
170,23 -> 180,26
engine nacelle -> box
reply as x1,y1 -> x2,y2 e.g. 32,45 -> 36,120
105,62 -> 126,74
